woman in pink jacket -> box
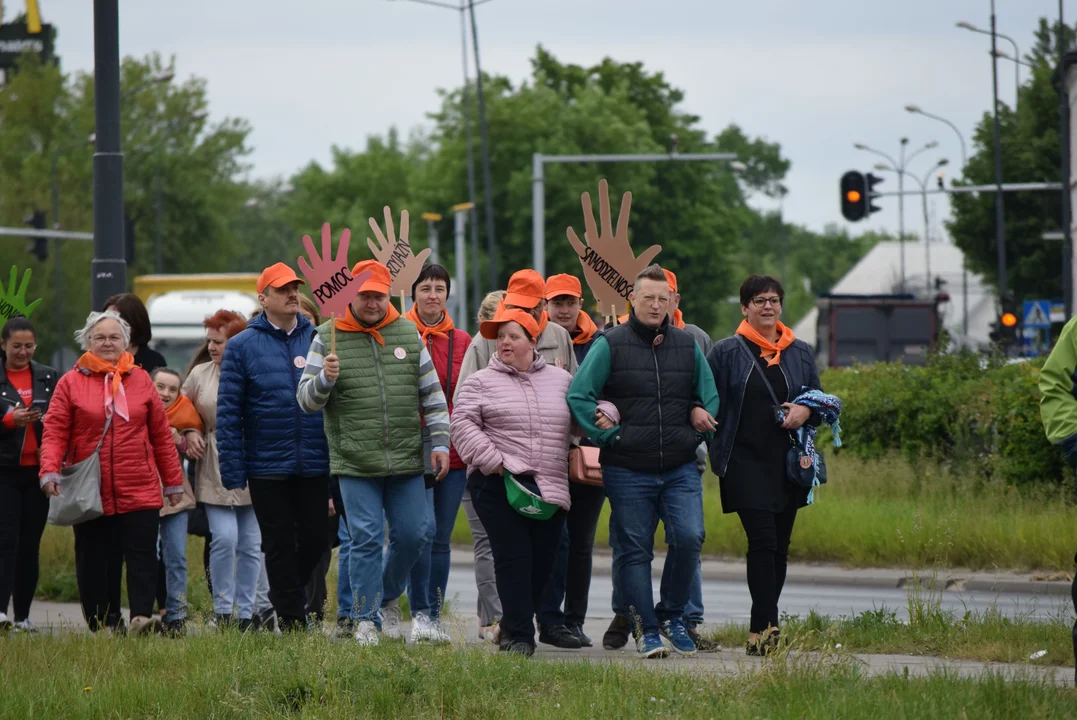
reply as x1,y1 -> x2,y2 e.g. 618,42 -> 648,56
451,306 -> 574,657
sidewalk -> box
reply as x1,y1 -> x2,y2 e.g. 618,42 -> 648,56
449,546 -> 1074,596
21,601 -> 1075,687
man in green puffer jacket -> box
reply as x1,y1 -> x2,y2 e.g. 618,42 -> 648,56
297,260 -> 449,647
1037,315 -> 1077,682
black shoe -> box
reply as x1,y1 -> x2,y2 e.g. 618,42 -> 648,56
539,624 -> 582,649
602,615 -> 632,650
686,626 -> 719,653
215,613 -> 233,631
164,619 -> 187,637
257,608 -> 279,633
238,618 -> 256,633
567,623 -> 593,648
746,630 -> 780,657
504,641 -> 536,658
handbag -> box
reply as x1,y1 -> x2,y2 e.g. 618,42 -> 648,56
47,412 -> 112,527
733,337 -> 825,489
568,445 -> 603,486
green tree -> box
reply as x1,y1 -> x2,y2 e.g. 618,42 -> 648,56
947,18 -> 1075,303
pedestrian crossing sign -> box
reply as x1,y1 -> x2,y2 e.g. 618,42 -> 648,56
1022,300 -> 1052,329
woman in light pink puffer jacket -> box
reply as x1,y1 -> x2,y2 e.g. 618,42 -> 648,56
451,307 -> 573,657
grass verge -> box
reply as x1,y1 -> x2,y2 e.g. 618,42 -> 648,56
0,633 -> 1073,719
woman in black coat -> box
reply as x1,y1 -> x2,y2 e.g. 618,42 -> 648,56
0,317 -> 56,632
707,275 -> 822,656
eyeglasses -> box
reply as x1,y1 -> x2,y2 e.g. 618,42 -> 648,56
750,296 -> 782,308
91,335 -> 125,344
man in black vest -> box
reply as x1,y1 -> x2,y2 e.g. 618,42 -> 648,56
568,264 -> 719,658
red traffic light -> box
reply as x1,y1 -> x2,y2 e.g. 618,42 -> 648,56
1000,312 -> 1018,328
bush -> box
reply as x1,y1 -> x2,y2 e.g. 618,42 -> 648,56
821,352 -> 1067,487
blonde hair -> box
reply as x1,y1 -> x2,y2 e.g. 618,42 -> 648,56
477,290 -> 505,323
298,295 -> 319,323
75,310 -> 131,352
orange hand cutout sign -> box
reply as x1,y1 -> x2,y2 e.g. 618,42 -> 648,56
566,179 -> 662,318
298,223 -> 372,319
366,207 -> 431,296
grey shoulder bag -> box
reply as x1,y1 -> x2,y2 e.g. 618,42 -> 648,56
47,412 -> 112,527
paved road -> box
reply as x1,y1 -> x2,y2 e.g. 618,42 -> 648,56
443,570 -> 1073,624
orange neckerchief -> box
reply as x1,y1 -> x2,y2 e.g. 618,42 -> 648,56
736,319 -> 795,367
335,303 -> 402,346
406,306 -> 454,344
572,310 -> 598,346
77,351 -> 136,420
165,393 -> 204,433
670,308 -> 686,330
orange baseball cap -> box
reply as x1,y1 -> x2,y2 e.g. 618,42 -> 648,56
351,260 -> 392,295
544,273 -> 583,300
663,269 -> 678,294
504,269 -> 546,309
479,305 -> 541,341
257,262 -> 306,294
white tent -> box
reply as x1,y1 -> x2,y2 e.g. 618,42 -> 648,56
792,240 -> 996,351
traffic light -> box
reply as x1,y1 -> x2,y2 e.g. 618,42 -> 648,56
840,171 -> 883,222
989,294 -> 1019,346
23,210 -> 47,262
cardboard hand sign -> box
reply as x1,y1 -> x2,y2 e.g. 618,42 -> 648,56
298,223 -> 373,319
0,266 -> 42,321
367,207 -> 430,296
566,179 -> 662,320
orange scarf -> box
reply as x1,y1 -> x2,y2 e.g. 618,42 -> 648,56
77,351 -> 136,420
735,320 -> 795,367
165,393 -> 204,433
572,310 -> 598,345
335,303 -> 401,346
406,306 -> 455,344
671,308 -> 686,330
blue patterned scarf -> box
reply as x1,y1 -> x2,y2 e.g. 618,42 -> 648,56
790,388 -> 843,504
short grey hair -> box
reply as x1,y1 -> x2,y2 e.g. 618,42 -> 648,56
75,310 -> 131,352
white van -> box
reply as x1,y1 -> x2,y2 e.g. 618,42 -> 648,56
146,290 -> 260,371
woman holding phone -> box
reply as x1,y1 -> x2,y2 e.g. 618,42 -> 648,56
0,317 -> 57,632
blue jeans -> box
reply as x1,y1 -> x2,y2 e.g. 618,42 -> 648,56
337,521 -> 354,620
204,504 -> 262,620
407,468 -> 468,619
338,474 -> 429,625
603,462 -> 704,636
158,511 -> 188,622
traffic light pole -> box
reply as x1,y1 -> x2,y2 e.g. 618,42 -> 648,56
990,1 -> 1008,300
91,0 -> 127,311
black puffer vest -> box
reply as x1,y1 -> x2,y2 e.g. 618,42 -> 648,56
600,314 -> 701,472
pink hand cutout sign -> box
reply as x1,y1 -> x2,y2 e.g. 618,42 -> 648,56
298,223 -> 373,319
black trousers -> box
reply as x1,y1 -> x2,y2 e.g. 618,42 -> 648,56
304,515 -> 340,620
0,466 -> 50,621
538,481 -> 605,628
73,509 -> 160,630
469,471 -> 565,647
737,499 -> 799,633
247,475 -> 329,629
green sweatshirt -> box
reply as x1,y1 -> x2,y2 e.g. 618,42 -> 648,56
567,334 -> 719,448
1039,316 -> 1077,450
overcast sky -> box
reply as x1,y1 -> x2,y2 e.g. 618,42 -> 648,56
20,0 -> 1063,238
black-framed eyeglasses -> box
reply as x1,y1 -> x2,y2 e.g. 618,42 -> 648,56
750,296 -> 782,308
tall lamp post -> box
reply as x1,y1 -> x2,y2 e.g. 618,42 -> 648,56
957,20 -> 1022,106
854,139 -> 938,292
876,159 -> 949,294
905,104 -> 970,336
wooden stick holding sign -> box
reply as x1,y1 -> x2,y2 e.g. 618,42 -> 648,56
566,179 -> 662,319
297,223 -> 373,322
367,206 -> 431,311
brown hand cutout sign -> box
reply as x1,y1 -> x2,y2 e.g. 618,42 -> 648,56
566,179 -> 662,319
366,206 -> 431,296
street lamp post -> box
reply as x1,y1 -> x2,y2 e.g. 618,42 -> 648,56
467,0 -> 498,289
874,159 -> 949,294
957,20 -> 1021,106
854,139 -> 938,292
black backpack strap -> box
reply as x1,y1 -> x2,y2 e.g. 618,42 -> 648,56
734,335 -> 783,408
445,331 -> 455,402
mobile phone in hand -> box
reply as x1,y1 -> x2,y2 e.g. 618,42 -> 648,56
31,399 -> 47,416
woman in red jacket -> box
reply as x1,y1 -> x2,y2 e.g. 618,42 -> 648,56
40,311 -> 184,635
403,264 -> 471,643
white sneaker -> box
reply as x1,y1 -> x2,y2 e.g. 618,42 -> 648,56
13,619 -> 36,634
381,602 -> 403,640
430,618 -> 452,644
410,612 -> 433,643
354,620 -> 380,646
0,612 -> 11,631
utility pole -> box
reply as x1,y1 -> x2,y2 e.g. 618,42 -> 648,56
468,0 -> 498,289
91,0 -> 126,309
990,0 -> 1008,300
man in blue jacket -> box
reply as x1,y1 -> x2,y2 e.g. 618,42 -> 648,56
217,262 -> 331,632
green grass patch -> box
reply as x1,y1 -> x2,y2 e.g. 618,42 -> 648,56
0,633 -> 1073,719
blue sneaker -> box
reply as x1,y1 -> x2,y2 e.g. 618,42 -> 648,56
636,631 -> 670,659
660,620 -> 697,656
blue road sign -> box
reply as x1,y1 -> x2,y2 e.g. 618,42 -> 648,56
1023,300 -> 1052,329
